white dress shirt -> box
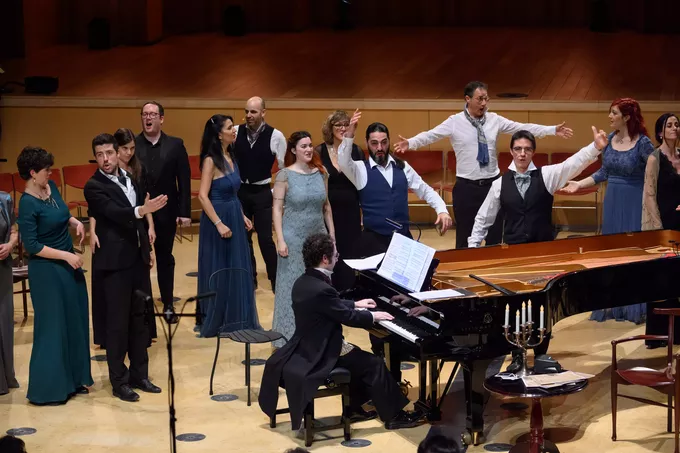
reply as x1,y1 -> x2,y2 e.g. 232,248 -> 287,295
233,124 -> 287,184
99,168 -> 144,219
468,142 -> 601,248
338,137 -> 448,215
407,111 -> 557,180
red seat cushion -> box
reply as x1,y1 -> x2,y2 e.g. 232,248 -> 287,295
616,368 -> 673,387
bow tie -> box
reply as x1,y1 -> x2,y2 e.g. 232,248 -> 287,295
513,172 -> 531,182
117,174 -> 127,186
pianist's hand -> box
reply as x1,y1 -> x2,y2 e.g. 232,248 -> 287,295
372,311 -> 394,322
354,298 -> 377,309
391,294 -> 411,305
408,305 -> 430,317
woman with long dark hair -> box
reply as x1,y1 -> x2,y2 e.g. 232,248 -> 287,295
642,113 -> 680,348
89,128 -> 157,347
196,114 -> 259,338
271,131 -> 334,347
564,98 -> 654,323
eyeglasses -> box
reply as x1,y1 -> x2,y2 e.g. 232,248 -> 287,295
473,96 -> 490,103
333,123 -> 350,129
141,113 -> 160,119
512,146 -> 534,153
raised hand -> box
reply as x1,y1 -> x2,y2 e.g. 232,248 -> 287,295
344,109 -> 361,139
393,135 -> 411,154
592,125 -> 608,151
555,122 -> 574,139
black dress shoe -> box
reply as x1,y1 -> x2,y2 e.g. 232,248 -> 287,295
75,386 -> 89,394
646,340 -> 668,349
385,410 -> 421,430
506,350 -> 523,374
344,408 -> 378,423
113,384 -> 140,402
130,378 -> 161,394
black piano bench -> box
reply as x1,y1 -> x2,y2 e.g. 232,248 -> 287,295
270,367 -> 352,447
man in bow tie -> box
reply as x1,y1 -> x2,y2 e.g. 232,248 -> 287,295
259,233 -> 422,431
467,127 -> 607,373
84,133 -> 168,402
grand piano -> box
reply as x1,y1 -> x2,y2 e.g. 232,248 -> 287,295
352,229 -> 680,445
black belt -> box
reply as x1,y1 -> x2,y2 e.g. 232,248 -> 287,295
456,174 -> 500,187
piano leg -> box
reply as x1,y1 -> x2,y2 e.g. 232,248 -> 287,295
427,359 -> 442,421
461,359 -> 491,446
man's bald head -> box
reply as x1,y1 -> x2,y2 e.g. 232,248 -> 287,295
245,96 -> 266,129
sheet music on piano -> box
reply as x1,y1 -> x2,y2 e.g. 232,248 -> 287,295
377,233 -> 436,293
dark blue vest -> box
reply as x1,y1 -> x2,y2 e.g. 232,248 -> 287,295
359,160 -> 410,237
499,169 -> 554,244
233,123 -> 275,183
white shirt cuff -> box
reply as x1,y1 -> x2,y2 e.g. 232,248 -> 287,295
134,207 -> 143,219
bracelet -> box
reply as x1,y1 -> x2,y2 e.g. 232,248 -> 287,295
214,219 -> 222,226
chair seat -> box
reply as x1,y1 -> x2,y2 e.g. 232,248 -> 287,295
430,181 -> 454,192
221,328 -> 284,344
326,367 -> 351,386
617,367 -> 674,387
555,186 -> 599,196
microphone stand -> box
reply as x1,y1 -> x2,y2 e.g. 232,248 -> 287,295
145,292 -> 215,453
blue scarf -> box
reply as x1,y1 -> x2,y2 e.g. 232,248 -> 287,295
464,106 -> 489,167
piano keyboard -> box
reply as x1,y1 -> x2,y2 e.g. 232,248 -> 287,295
375,296 -> 438,343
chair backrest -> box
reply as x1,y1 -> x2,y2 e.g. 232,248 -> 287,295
446,151 -> 456,173
11,173 -> 25,194
189,155 -> 201,180
62,164 -> 98,190
0,173 -> 14,198
551,152 -> 602,178
207,267 -> 254,332
653,307 -> 680,368
401,150 -> 443,176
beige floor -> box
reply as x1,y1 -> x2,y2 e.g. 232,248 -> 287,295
0,228 -> 674,453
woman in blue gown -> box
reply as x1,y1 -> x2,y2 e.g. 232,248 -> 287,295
564,98 -> 654,324
197,115 -> 260,337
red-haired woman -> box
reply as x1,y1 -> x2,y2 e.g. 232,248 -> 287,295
271,131 -> 334,347
564,98 -> 654,323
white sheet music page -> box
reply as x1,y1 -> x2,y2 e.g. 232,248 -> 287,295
376,233 -> 435,292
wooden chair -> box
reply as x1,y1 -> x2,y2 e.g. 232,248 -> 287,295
177,155 -> 202,243
62,164 -> 97,219
611,307 -> 680,453
552,153 -> 602,233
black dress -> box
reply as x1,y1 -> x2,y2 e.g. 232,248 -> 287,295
317,143 -> 365,291
646,152 -> 680,346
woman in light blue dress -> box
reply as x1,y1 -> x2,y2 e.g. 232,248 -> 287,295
271,131 -> 335,348
564,98 -> 653,324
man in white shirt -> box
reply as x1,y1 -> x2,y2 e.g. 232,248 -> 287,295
468,127 -> 607,248
338,110 -> 453,257
393,81 -> 574,249
232,96 -> 286,292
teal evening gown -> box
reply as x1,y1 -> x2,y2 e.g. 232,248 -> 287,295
18,180 -> 93,404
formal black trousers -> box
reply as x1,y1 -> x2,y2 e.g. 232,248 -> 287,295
153,219 -> 177,307
101,254 -> 151,390
336,348 -> 409,422
452,176 -> 503,249
238,183 -> 278,289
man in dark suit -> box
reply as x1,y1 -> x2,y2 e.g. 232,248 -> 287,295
85,133 -> 168,402
259,233 -> 421,431
135,101 -> 191,312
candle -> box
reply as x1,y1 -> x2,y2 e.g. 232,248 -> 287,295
528,300 -> 532,324
505,304 -> 509,327
521,302 -> 526,325
515,310 -> 520,333
540,305 -> 544,330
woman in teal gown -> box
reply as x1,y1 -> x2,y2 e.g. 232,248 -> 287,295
16,147 -> 93,405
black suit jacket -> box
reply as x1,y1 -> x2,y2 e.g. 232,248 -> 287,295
84,170 -> 151,271
258,269 -> 374,430
135,131 -> 191,223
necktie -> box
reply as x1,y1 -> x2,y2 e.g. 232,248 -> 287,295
117,174 -> 127,187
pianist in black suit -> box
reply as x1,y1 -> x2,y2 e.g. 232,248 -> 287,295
259,233 -> 421,430
468,127 -> 608,371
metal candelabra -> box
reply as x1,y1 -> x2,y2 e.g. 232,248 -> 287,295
503,302 -> 546,378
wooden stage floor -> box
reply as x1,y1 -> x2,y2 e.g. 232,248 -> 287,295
3,27 -> 680,101
0,229 -> 674,453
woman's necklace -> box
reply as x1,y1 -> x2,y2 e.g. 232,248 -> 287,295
26,185 -> 57,208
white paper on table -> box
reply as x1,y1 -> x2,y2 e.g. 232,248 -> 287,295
343,253 -> 385,271
522,371 -> 594,388
409,289 -> 464,301
377,233 -> 435,293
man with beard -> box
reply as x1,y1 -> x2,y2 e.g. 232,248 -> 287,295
85,133 -> 167,401
135,101 -> 191,315
232,96 -> 286,292
338,110 -> 452,382
393,81 -> 574,249
338,110 -> 452,257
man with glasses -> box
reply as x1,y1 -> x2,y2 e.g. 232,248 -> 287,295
468,128 -> 608,248
233,96 -> 286,293
393,81 -> 574,248
135,101 -> 191,316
